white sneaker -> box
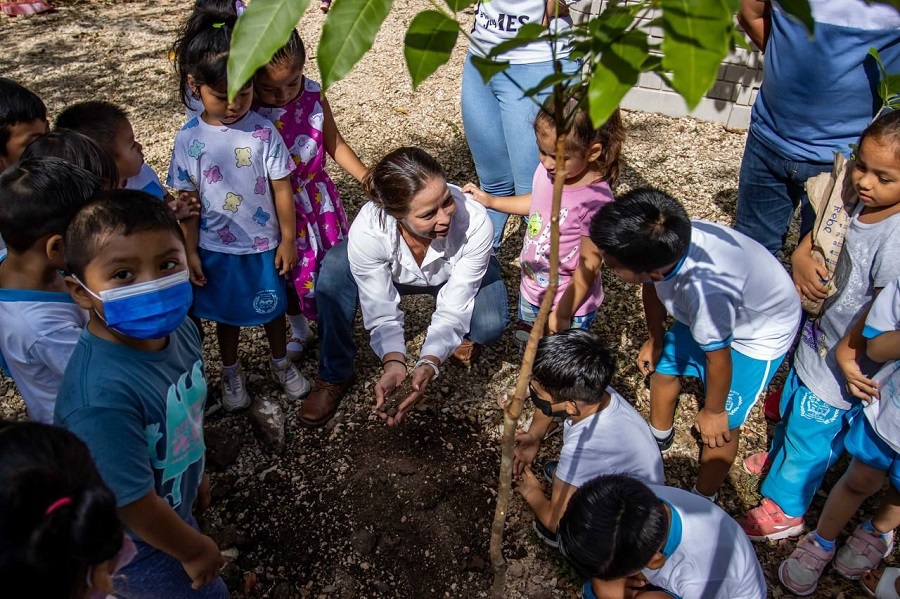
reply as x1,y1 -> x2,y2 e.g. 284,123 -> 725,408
286,337 -> 305,362
271,357 -> 311,401
221,364 -> 251,412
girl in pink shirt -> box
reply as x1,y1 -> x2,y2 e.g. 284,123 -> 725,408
464,98 -> 624,341
253,32 -> 367,359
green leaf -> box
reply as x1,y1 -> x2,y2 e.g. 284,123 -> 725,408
521,70 -> 580,98
404,10 -> 459,89
868,47 -> 900,107
318,0 -> 393,90
444,0 -> 473,10
731,26 -> 750,51
485,23 -> 547,58
588,29 -> 648,126
471,54 -> 510,83
227,0 -> 310,101
778,0 -> 814,34
660,0 -> 735,109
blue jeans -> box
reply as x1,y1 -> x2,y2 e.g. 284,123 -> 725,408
115,516 -> 229,598
461,53 -> 579,249
735,131 -> 833,255
315,240 -> 509,383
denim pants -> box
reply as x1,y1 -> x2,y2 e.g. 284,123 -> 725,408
461,53 -> 579,249
315,240 -> 509,383
115,515 -> 229,598
735,131 -> 834,255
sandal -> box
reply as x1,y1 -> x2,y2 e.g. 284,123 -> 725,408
862,567 -> 900,598
835,524 -> 895,580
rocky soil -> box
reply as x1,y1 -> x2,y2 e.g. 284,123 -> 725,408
0,1 -> 887,597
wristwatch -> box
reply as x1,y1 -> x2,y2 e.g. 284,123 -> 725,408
414,358 -> 440,379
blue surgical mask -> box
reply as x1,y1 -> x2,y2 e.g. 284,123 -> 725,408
75,270 -> 192,340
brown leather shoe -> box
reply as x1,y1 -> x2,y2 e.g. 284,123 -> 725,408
299,377 -> 354,428
449,340 -> 482,368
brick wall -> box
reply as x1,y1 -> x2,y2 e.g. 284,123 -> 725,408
571,1 -> 762,129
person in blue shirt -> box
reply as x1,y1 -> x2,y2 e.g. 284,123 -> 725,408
0,158 -> 101,423
736,0 -> 900,256
55,191 -> 227,598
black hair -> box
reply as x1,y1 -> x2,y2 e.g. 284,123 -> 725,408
557,474 -> 668,580
0,157 -> 102,253
65,190 -> 185,279
535,97 -> 626,186
269,30 -> 306,69
589,187 -> 691,273
0,78 -> 47,158
859,109 -> 900,159
0,421 -> 123,598
54,101 -> 130,156
173,2 -> 240,108
532,329 -> 616,404
21,130 -> 120,191
362,147 -> 446,220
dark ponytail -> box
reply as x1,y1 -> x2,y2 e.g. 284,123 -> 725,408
0,422 -> 123,598
173,1 -> 239,108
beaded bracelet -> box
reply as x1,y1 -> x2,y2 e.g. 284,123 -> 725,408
382,358 -> 407,370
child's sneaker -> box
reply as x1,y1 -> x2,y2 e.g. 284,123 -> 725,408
286,337 -> 305,362
532,518 -> 559,548
542,460 -> 558,484
778,532 -> 835,596
222,364 -> 251,412
271,357 -> 311,401
739,498 -> 805,541
742,451 -> 771,476
656,430 -> 675,455
833,524 -> 895,580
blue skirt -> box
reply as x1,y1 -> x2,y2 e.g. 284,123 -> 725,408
193,248 -> 286,327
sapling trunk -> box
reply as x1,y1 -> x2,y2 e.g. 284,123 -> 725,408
490,120 -> 568,597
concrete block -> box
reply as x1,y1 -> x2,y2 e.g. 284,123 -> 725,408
726,105 -> 752,130
638,71 -> 663,90
708,81 -> 735,101
724,64 -> 745,83
749,88 -> 758,105
621,88 -> 689,118
688,97 -> 730,124
736,84 -> 754,106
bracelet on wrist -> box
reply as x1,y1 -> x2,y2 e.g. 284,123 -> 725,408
382,358 -> 407,371
414,358 -> 440,379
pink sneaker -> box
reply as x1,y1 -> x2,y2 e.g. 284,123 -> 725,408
739,498 -> 805,541
833,524 -> 895,580
742,451 -> 771,476
778,532 -> 835,596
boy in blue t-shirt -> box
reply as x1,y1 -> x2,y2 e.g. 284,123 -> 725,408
54,191 -> 227,598
0,77 -> 48,172
588,187 -> 801,502
0,158 -> 101,423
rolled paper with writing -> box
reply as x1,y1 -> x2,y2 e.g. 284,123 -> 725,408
801,152 -> 858,317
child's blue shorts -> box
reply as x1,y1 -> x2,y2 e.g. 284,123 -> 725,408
518,295 -> 596,330
845,413 -> 900,492
193,247 -> 286,327
654,321 -> 785,429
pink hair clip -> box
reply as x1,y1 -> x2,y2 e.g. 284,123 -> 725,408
45,497 -> 72,515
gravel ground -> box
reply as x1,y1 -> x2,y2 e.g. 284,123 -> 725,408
0,1 -> 887,597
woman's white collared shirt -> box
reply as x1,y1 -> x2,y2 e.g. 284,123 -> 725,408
347,184 -> 494,363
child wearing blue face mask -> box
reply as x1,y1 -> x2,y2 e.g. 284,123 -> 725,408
0,157 -> 102,423
514,329 -> 665,548
54,191 -> 228,599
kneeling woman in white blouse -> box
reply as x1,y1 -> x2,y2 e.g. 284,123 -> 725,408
299,147 -> 509,428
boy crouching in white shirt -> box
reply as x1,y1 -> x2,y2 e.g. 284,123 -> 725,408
515,329 -> 665,547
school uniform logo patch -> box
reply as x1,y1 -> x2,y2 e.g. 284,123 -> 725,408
253,289 -> 280,315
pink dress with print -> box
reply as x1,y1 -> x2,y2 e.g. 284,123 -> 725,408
254,77 -> 350,319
